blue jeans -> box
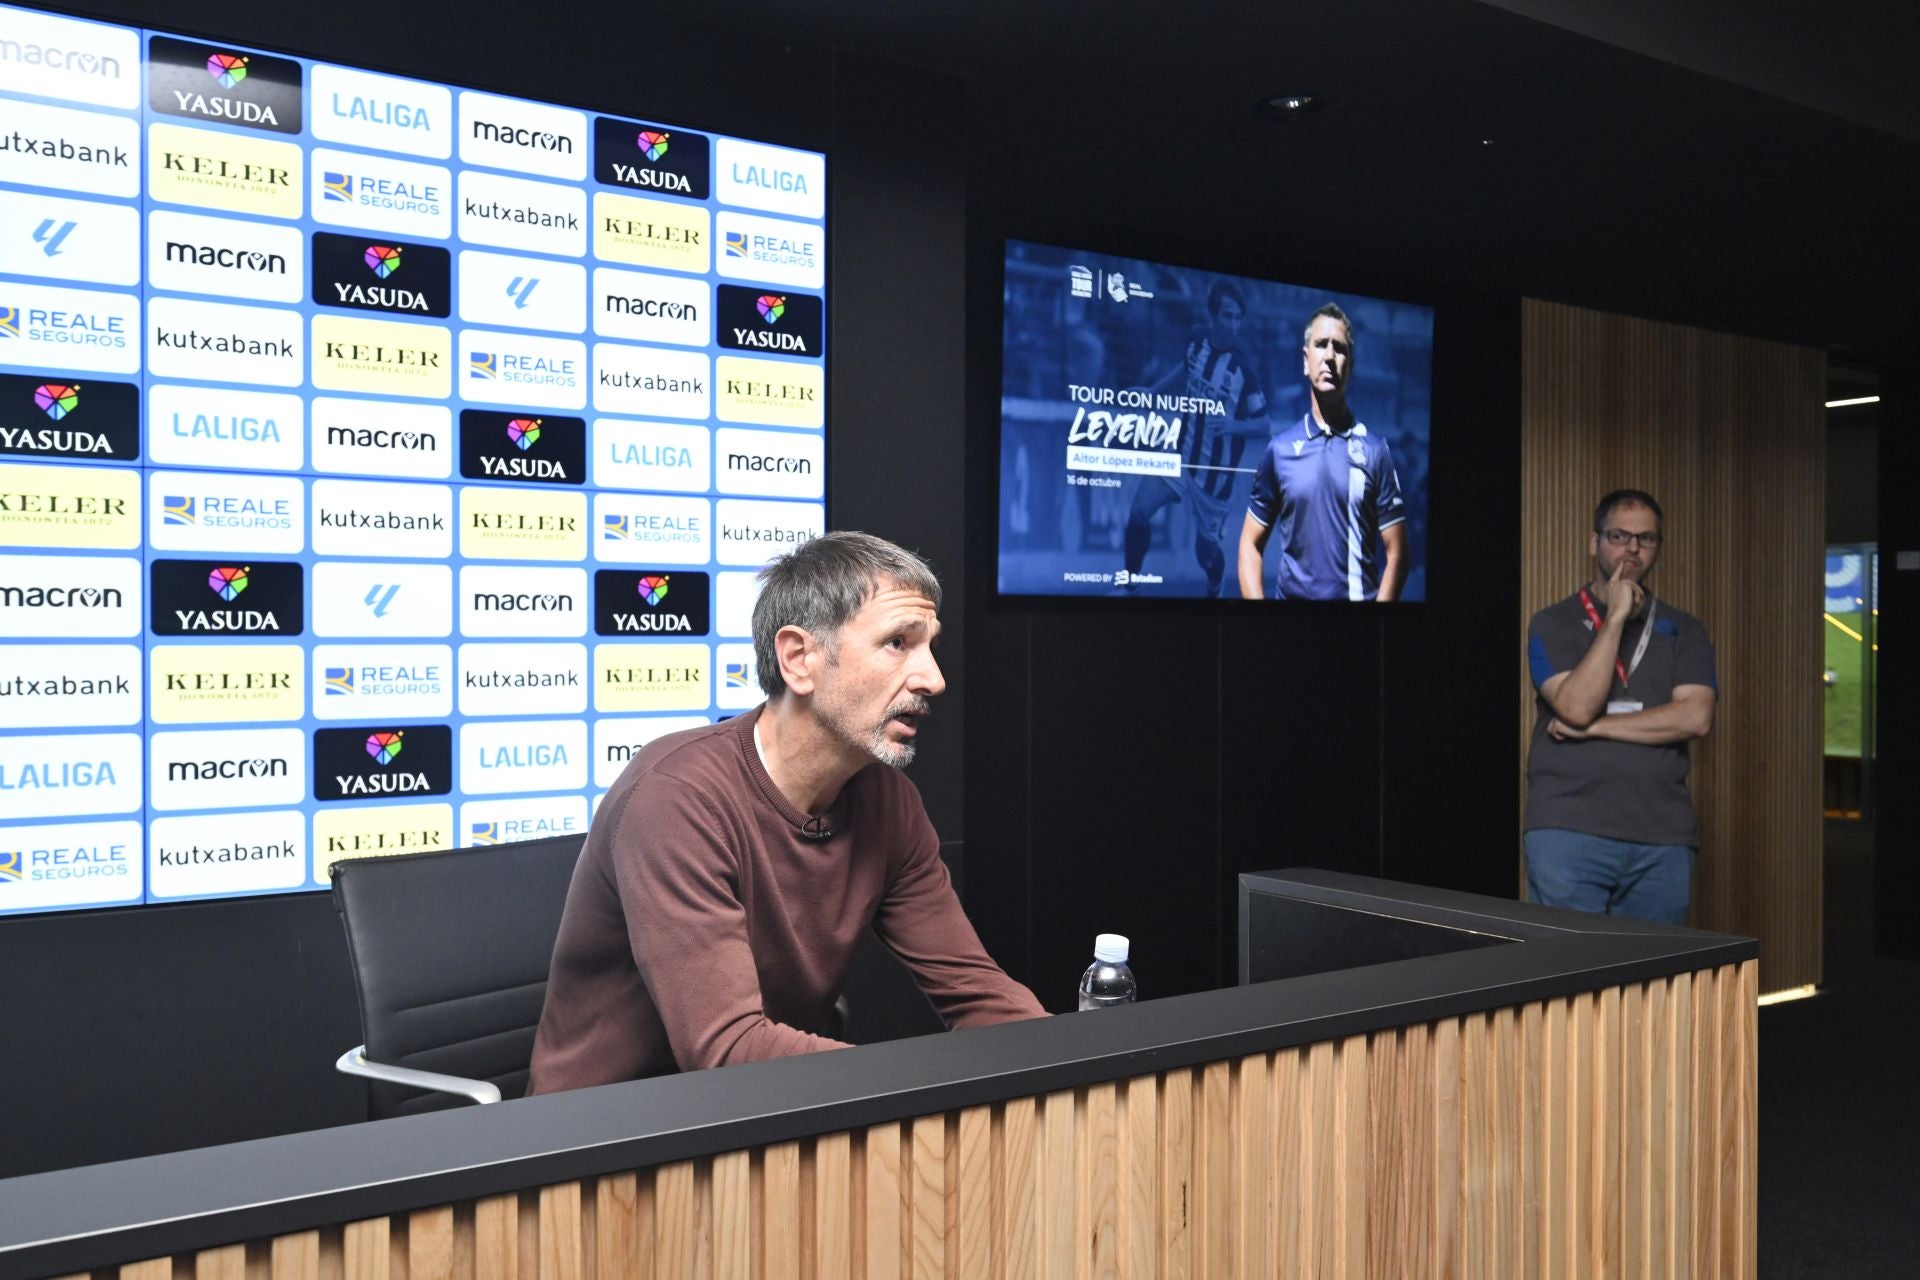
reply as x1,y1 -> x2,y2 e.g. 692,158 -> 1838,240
1524,829 -> 1695,924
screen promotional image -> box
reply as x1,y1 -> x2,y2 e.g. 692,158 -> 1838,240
0,3 -> 827,916
998,240 -> 1432,602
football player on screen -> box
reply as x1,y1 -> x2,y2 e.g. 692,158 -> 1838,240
1237,303 -> 1408,601
1118,280 -> 1269,596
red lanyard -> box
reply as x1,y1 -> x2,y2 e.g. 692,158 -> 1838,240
1579,589 -> 1655,691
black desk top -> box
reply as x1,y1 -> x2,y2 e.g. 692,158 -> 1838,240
0,871 -> 1754,1279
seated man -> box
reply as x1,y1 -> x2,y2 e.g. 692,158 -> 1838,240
529,531 -> 1043,1092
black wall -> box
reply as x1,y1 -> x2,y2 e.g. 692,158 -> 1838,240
963,213 -> 1522,1006
1875,375 -> 1917,958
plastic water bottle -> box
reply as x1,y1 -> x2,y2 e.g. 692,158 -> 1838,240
1078,934 -> 1137,1010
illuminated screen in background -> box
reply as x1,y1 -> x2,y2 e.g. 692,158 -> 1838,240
0,3 -> 827,915
998,239 -> 1432,601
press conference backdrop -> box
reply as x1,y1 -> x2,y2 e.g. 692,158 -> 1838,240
0,2 -> 826,915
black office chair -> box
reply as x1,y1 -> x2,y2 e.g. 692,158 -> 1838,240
329,834 -> 585,1119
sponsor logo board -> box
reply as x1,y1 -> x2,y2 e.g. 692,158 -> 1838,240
456,642 -> 587,716
459,718 -> 586,794
150,643 -> 303,724
593,492 -> 709,565
716,209 -> 823,289
309,397 -> 452,479
312,723 -> 451,802
461,795 -> 589,845
0,6 -> 139,109
149,122 -> 302,220
593,117 -> 709,200
310,63 -> 452,159
149,557 -> 303,636
591,342 -> 708,419
593,418 -> 709,492
0,189 -> 139,287
0,461 -> 140,550
459,90 -> 586,181
147,208 -> 303,303
459,484 -> 585,562
309,560 -> 453,638
590,266 -> 707,346
457,249 -> 586,333
715,497 -> 823,565
311,230 -> 451,318
714,426 -> 822,498
715,137 -> 824,219
310,477 -> 453,558
593,715 -> 707,787
0,372 -> 139,463
713,641 -> 760,709
460,330 -> 586,411
147,470 -> 304,555
312,643 -> 453,718
0,552 -> 140,637
147,295 -> 303,387
0,98 -> 139,198
593,568 -> 709,636
715,354 -> 823,429
592,642 -> 709,713
0,729 -> 141,819
0,281 -> 139,375
148,808 -> 306,898
458,564 -> 588,637
149,726 -> 306,811
0,819 -> 142,913
458,409 -> 584,486
312,801 -> 453,876
311,147 -> 451,240
592,191 -> 708,274
0,642 -> 140,729
455,169 -> 584,257
147,35 -> 302,135
311,313 -> 451,399
147,384 -> 303,471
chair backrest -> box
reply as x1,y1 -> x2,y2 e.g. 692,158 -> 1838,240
330,835 -> 584,1119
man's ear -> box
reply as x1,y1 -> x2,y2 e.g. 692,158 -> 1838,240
774,624 -> 816,696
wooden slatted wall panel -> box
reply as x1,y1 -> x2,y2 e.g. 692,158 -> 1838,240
98,962 -> 1756,1280
1520,299 -> 1826,993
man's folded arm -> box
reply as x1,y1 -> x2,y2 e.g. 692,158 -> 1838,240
610,785 -> 850,1070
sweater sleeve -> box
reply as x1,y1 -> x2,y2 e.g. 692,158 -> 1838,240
609,779 -> 851,1070
872,798 -> 1047,1027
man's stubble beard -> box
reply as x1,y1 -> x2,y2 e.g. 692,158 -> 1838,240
815,684 -> 924,769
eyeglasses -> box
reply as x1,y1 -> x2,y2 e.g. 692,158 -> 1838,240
1599,528 -> 1661,548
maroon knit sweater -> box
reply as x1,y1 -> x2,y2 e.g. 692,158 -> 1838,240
527,707 -> 1043,1093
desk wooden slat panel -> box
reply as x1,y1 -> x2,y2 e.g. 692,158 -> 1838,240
99,961 -> 1755,1280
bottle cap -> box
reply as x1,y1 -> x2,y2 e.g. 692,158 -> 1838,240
1094,933 -> 1130,963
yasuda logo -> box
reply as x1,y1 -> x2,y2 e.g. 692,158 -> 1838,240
207,566 -> 247,601
469,351 -> 496,380
323,172 -> 353,203
757,295 -> 785,324
206,53 -> 249,89
364,244 -> 401,278
33,219 -> 77,257
508,418 -> 540,451
35,383 -> 80,419
638,131 -> 669,162
365,730 -> 403,765
637,574 -> 669,606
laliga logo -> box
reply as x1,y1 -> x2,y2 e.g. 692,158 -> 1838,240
365,731 -> 404,765
207,566 -> 249,601
363,245 -> 402,278
35,384 -> 81,420
756,295 -> 785,324
637,131 -> 670,162
206,53 -> 250,89
506,418 -> 541,451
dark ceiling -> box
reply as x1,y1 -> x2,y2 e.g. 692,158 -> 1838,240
699,0 -> 1920,370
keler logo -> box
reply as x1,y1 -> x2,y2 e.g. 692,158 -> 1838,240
594,568 -> 709,635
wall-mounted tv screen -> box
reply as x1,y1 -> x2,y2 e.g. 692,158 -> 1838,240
998,239 -> 1431,602
0,2 -> 827,916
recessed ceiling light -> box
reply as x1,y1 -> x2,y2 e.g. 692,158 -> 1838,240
1254,93 -> 1325,120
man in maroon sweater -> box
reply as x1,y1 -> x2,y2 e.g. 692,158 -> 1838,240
528,532 -> 1044,1092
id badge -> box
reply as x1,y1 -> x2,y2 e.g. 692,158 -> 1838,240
1607,699 -> 1644,715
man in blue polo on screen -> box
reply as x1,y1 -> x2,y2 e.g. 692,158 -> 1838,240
1237,303 -> 1408,601
1118,280 -> 1268,596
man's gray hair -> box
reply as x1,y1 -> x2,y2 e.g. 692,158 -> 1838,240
753,531 -> 942,696
1303,301 -> 1355,356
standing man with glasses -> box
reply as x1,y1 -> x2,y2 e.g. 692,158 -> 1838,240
1523,490 -> 1718,923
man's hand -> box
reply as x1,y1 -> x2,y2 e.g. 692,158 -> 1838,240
1597,559 -> 1643,618
1547,716 -> 1593,742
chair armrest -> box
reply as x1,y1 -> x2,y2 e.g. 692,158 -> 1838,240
334,1046 -> 503,1106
